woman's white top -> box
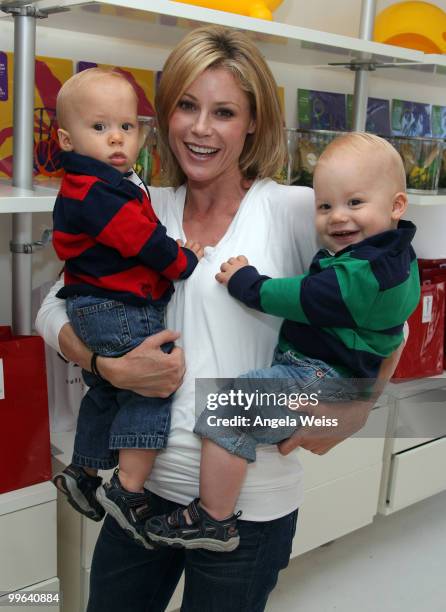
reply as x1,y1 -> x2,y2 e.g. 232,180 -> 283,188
36,178 -> 317,520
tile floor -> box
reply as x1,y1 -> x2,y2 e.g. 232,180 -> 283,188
269,490 -> 446,611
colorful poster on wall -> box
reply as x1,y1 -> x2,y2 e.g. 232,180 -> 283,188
0,53 -> 73,179
346,95 -> 391,135
298,89 -> 346,131
431,105 -> 446,138
0,52 -> 8,102
391,100 -> 432,137
77,61 -> 156,117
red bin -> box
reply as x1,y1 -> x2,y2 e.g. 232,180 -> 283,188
0,327 -> 52,494
392,282 -> 445,380
418,259 -> 446,369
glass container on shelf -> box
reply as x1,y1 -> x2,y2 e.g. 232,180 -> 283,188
390,135 -> 443,194
295,129 -> 342,187
438,142 -> 446,190
135,116 -> 169,186
275,128 -> 300,185
276,128 -> 342,187
135,116 -> 156,184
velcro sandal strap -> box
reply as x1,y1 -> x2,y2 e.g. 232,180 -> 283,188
167,507 -> 187,529
187,498 -> 202,524
133,502 -> 151,522
126,494 -> 150,508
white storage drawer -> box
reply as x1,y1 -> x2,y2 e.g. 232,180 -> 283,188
392,437 -> 433,454
386,436 -> 446,512
291,463 -> 382,557
391,386 -> 446,454
0,578 -> 60,612
299,436 -> 385,491
298,406 -> 387,490
0,483 -> 57,593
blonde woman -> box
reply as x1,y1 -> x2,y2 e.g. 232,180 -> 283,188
37,25 -> 399,612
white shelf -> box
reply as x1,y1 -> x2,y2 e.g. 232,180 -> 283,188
408,193 -> 446,206
0,180 -> 57,213
1,180 -> 444,211
388,371 -> 446,401
423,54 -> 446,71
12,0 -> 424,68
0,481 -> 56,517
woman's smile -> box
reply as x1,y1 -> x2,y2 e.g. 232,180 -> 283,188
184,142 -> 221,159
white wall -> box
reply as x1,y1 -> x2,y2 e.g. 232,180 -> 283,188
1,0 -> 446,324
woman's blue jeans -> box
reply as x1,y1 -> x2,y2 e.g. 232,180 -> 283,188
87,492 -> 298,612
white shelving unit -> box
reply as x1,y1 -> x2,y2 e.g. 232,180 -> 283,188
0,180 -> 57,214
0,482 -> 59,611
2,1 -> 446,215
2,180 -> 446,214
14,0 -> 426,66
3,182 -> 446,213
408,193 -> 446,206
379,373 -> 446,516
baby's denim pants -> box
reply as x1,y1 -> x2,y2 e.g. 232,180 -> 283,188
66,295 -> 172,470
194,347 -> 357,463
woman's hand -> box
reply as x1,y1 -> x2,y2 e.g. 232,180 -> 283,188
277,397 -> 373,456
98,330 -> 185,397
59,323 -> 185,398
278,342 -> 404,455
216,255 -> 250,286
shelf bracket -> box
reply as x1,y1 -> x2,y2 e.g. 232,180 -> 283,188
328,60 -> 383,71
10,229 -> 53,254
1,4 -> 48,18
1,2 -> 69,18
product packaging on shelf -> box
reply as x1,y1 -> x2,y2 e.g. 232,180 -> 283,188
418,259 -> 446,369
392,281 -> 445,380
277,128 -> 341,187
390,135 -> 443,193
134,115 -> 171,187
438,144 -> 446,190
0,327 -> 52,494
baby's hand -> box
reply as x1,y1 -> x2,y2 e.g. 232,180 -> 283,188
177,239 -> 204,261
216,255 -> 250,286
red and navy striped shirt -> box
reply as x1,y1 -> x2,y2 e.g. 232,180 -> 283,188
53,152 -> 198,306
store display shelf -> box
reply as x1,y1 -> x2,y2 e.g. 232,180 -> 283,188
0,481 -> 56,517
2,183 -> 445,212
388,371 -> 446,401
408,193 -> 446,206
0,180 -> 57,213
423,54 -> 446,72
13,0 -> 424,69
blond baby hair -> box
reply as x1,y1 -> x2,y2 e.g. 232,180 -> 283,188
56,68 -> 137,130
316,132 -> 406,192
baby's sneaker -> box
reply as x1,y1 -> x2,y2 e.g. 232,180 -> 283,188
53,464 -> 105,522
145,498 -> 241,552
96,469 -> 153,549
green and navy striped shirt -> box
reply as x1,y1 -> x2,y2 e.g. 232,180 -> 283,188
228,220 -> 420,379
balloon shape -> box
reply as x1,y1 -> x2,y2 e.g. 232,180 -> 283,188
172,0 -> 283,21
374,1 -> 446,53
